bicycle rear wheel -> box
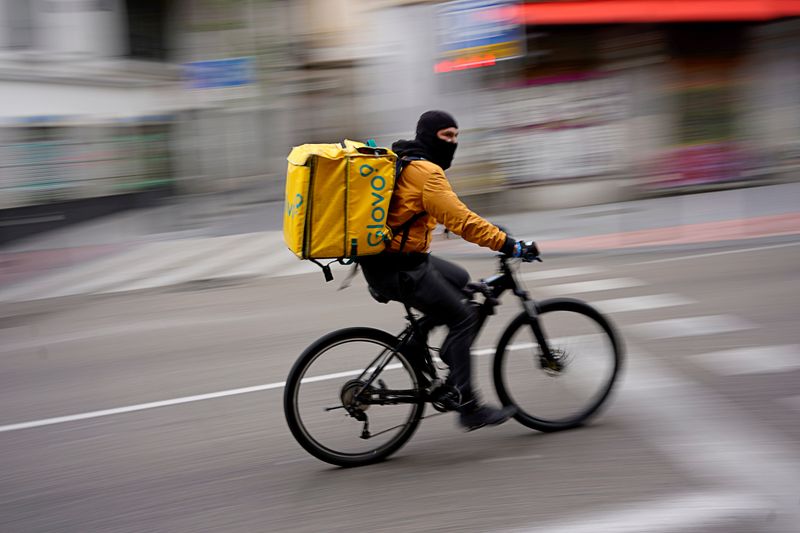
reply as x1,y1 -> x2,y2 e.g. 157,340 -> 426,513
284,327 -> 425,467
493,298 -> 623,432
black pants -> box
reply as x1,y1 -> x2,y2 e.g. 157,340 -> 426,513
360,253 -> 478,400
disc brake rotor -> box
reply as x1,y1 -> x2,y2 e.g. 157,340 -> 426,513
541,347 -> 571,377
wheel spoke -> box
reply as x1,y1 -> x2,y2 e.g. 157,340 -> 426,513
284,328 -> 425,467
494,300 -> 622,432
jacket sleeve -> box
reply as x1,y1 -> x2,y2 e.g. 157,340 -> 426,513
421,167 -> 510,252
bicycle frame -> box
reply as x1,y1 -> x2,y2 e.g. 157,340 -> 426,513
353,255 -> 556,410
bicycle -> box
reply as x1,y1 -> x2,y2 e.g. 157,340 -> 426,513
283,251 -> 624,467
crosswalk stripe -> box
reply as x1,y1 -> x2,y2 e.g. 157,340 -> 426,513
46,233 -> 257,298
0,242 -> 156,302
0,231 -> 291,302
688,345 -> 800,376
219,247 -> 316,279
539,278 -> 644,295
272,260 -> 325,278
108,233 -> 283,293
506,492 -> 771,533
518,266 -> 603,281
593,294 -> 695,314
628,315 -> 755,339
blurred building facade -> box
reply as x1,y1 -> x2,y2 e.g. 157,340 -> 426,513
1,0 -> 799,241
0,0 -> 293,242
346,1 -> 800,208
0,0 -> 179,216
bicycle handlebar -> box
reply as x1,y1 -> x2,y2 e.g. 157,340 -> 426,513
501,240 -> 542,263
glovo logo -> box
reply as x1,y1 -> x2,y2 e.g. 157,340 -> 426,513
360,164 -> 388,247
286,193 -> 303,219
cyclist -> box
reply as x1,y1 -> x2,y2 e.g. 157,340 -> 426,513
359,110 -> 539,431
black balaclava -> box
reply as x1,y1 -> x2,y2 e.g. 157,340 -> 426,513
415,110 -> 458,170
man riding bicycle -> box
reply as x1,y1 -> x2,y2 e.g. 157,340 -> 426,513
359,110 -> 539,431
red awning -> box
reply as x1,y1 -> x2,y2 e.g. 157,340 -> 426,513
500,1 -> 800,24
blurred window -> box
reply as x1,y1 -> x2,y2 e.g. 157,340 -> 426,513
4,0 -> 34,49
667,23 -> 747,59
524,26 -> 602,75
125,0 -> 169,60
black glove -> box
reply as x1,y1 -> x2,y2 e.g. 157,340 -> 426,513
519,241 -> 541,262
509,240 -> 541,262
500,236 -> 540,260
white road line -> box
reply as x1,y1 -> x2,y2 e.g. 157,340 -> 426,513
631,241 -> 800,265
628,315 -> 755,339
0,341 -> 557,433
504,492 -> 771,533
0,382 -> 286,433
538,278 -> 644,295
689,345 -> 800,376
593,294 -> 695,314
518,266 -> 602,281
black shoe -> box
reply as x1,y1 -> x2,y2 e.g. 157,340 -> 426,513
459,403 -> 517,432
428,384 -> 462,412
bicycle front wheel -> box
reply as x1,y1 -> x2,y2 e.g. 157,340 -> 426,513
493,298 -> 623,432
284,327 -> 425,467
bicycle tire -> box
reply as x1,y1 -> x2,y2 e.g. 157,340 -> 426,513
493,298 -> 623,432
284,327 -> 425,467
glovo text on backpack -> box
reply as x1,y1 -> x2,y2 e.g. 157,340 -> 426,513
283,140 -> 396,268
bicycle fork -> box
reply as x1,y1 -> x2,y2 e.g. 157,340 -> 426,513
523,300 -> 563,373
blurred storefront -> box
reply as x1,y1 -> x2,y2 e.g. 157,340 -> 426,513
0,0 -> 294,241
0,0 -> 180,209
2,0 -> 799,239
474,1 -> 800,200
356,0 -> 800,207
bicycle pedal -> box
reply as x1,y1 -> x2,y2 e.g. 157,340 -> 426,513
428,385 -> 462,412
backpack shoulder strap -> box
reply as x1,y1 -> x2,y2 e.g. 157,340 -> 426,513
391,156 -> 429,252
393,211 -> 427,252
396,155 -> 425,180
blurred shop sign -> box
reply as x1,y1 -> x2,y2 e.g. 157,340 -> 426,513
184,57 -> 254,89
183,57 -> 258,101
436,0 -> 524,72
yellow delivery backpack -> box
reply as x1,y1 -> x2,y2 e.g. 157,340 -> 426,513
283,139 -> 397,280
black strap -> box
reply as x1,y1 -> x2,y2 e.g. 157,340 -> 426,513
310,259 -> 334,282
392,155 -> 428,253
395,155 -> 424,179
393,211 -> 427,252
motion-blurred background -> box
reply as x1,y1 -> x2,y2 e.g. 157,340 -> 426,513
2,4 -> 800,532
1,0 -> 799,243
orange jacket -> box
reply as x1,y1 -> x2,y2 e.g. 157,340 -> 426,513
385,160 -> 508,253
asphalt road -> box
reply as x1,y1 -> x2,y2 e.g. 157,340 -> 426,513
1,239 -> 799,532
